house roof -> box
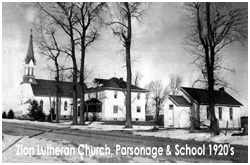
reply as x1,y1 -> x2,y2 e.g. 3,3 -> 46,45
31,79 -> 87,98
25,31 -> 36,65
169,95 -> 191,107
85,98 -> 102,105
89,77 -> 148,92
181,87 -> 243,106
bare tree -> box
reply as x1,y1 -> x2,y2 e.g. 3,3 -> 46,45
184,2 -> 247,134
144,84 -> 150,115
169,74 -> 182,95
73,2 -> 106,125
35,22 -> 63,123
109,2 -> 146,128
148,80 -> 169,122
133,71 -> 143,87
34,2 -> 79,124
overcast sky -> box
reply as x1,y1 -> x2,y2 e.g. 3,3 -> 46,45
2,2 -> 248,116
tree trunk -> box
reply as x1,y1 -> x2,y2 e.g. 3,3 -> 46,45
79,38 -> 85,125
155,99 -> 159,122
49,90 -> 53,122
125,48 -> 132,128
206,2 -> 220,135
125,2 -> 132,128
72,71 -> 78,125
71,41 -> 78,125
55,63 -> 60,123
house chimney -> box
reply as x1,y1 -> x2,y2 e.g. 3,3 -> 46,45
120,77 -> 123,81
219,87 -> 225,92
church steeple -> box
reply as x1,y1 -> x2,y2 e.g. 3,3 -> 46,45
25,29 -> 36,65
21,29 -> 37,84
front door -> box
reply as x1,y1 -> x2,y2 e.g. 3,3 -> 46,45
169,105 -> 174,126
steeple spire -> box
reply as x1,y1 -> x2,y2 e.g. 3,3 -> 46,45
25,29 -> 35,65
21,30 -> 37,85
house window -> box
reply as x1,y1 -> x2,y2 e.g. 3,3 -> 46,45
113,105 -> 118,113
169,104 -> 173,110
137,93 -> 140,100
64,101 -> 68,111
229,108 -> 233,120
40,100 -> 43,109
137,106 -> 141,113
218,107 -> 222,120
114,91 -> 118,99
206,107 -> 210,120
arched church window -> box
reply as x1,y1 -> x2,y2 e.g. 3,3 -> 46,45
40,100 -> 43,109
64,101 -> 68,111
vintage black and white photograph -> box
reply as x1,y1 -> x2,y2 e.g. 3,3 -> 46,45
2,2 -> 248,163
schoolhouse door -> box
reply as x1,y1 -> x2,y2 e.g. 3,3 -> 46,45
169,105 -> 174,126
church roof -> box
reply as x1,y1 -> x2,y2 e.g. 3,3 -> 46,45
31,79 -> 87,98
25,30 -> 36,65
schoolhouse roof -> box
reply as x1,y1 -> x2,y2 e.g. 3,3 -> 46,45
181,87 -> 243,106
169,95 -> 191,107
31,79 -> 87,98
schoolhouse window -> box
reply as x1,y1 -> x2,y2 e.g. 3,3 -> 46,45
113,105 -> 118,113
137,93 -> 140,100
169,104 -> 173,110
219,107 -> 222,120
206,107 -> 210,120
229,108 -> 233,120
114,91 -> 118,99
40,100 -> 43,109
137,106 -> 141,113
64,101 -> 68,111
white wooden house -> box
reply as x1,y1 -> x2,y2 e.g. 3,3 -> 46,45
86,78 -> 148,121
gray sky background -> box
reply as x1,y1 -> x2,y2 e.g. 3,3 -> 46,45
2,2 -> 248,116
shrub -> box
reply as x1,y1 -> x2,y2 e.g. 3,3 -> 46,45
2,111 -> 7,119
7,109 -> 14,119
27,100 -> 46,121
47,108 -> 56,122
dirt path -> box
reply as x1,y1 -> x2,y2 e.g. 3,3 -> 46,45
2,122 -> 248,163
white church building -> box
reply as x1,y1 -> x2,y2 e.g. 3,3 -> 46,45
20,31 -> 148,121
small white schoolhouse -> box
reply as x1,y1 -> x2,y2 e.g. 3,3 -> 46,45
164,87 -> 243,129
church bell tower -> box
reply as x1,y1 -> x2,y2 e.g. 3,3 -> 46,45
21,29 -> 37,84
